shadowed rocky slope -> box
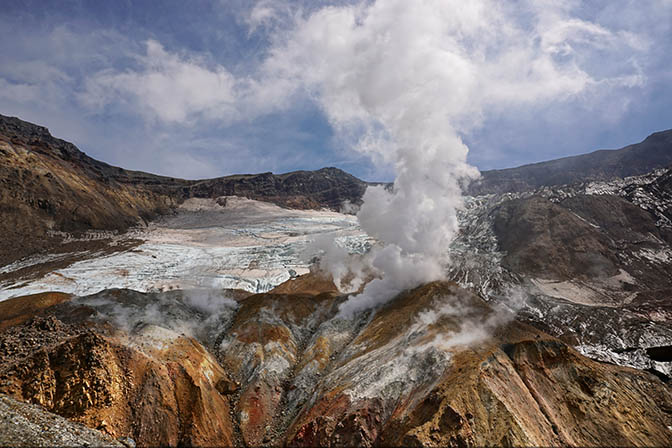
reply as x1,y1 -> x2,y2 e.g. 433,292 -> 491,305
0,114 -> 368,265
450,165 -> 672,379
470,129 -> 672,195
188,168 -> 367,211
493,193 -> 672,282
1,279 -> 671,447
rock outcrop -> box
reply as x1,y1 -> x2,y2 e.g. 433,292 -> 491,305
0,280 -> 670,446
0,292 -> 236,446
0,394 -> 123,447
0,114 -> 369,266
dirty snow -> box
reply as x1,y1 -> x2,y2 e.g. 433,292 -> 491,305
0,197 -> 371,300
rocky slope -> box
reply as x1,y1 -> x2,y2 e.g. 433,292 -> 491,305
470,129 -> 672,194
0,290 -> 237,447
0,115 -> 181,266
0,394 -> 125,447
0,280 -> 671,447
0,114 -> 368,266
3,114 -> 672,446
450,167 -> 672,377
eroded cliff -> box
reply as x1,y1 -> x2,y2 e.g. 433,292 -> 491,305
0,279 -> 670,447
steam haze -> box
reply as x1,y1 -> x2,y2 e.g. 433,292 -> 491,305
260,0 -> 646,315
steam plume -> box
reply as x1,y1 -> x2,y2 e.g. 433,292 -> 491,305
263,0 -> 643,316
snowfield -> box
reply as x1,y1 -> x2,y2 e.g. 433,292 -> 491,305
0,197 -> 371,300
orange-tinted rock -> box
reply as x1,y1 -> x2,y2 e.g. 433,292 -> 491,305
2,280 -> 672,447
269,272 -> 340,296
285,283 -> 672,447
220,291 -> 339,446
0,292 -> 71,331
0,295 -> 235,447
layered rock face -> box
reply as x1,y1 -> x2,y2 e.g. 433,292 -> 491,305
0,290 -> 237,446
1,280 -> 671,447
0,115 -> 181,265
0,114 -> 368,266
451,166 -> 672,377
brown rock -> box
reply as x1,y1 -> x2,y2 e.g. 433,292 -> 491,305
1,281 -> 671,447
0,114 -> 370,266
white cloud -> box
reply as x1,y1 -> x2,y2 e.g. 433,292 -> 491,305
245,0 -> 295,33
251,0 -> 651,316
0,79 -> 41,104
75,1 -> 653,136
82,40 -> 240,124
1,0 -> 665,187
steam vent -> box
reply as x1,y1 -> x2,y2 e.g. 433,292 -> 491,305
2,1 -> 672,446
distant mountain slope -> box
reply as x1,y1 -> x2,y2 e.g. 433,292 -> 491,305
470,129 -> 672,195
0,115 -> 182,265
189,167 -> 367,210
3,112 -> 671,266
0,114 -> 367,264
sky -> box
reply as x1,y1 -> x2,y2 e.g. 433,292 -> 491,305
1,0 -> 670,181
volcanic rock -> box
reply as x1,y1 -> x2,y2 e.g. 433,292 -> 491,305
0,394 -> 123,447
0,292 -> 236,446
0,114 -> 369,266
1,280 -> 670,447
470,129 -> 672,195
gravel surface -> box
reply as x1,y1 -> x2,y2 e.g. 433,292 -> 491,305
0,394 -> 124,447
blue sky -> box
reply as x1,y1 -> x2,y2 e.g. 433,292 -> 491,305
1,0 -> 670,181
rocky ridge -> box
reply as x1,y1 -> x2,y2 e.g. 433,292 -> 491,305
0,279 -> 671,447
470,129 -> 672,195
449,167 -> 672,377
0,114 -> 368,266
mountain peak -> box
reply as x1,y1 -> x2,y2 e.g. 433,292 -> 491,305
0,113 -> 84,161
643,128 -> 672,143
470,128 -> 672,195
0,114 -> 52,140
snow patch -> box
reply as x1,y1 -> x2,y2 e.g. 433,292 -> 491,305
0,197 -> 370,300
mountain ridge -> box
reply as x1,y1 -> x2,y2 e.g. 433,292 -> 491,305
471,128 -> 672,194
0,113 -> 368,265
0,113 -> 368,199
